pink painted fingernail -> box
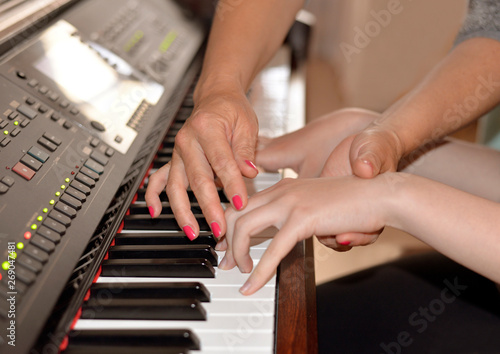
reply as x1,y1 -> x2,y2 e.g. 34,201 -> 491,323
148,206 -> 155,218
232,195 -> 243,210
245,160 -> 258,171
211,222 -> 221,238
183,226 -> 196,241
339,240 -> 351,246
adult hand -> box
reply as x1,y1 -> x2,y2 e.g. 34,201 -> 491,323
255,108 -> 384,251
146,88 -> 259,239
256,108 -> 378,178
321,124 -> 404,179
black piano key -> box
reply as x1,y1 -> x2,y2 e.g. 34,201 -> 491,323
108,244 -> 218,267
81,298 -> 206,320
90,282 -> 210,302
161,136 -> 176,147
101,258 -> 215,278
134,188 -> 229,204
65,329 -> 200,352
156,147 -> 174,157
127,203 -> 202,215
152,156 -> 171,169
64,346 -> 189,354
123,214 -> 210,231
176,107 -> 193,120
170,122 -> 184,131
114,231 -> 217,247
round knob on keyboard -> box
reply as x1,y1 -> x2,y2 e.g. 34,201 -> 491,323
91,120 -> 106,132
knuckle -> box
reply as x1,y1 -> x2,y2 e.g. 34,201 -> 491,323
165,179 -> 182,197
189,172 -> 213,192
174,129 -> 190,149
210,153 -> 234,174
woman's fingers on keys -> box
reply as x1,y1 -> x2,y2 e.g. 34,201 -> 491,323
166,153 -> 201,240
145,162 -> 171,218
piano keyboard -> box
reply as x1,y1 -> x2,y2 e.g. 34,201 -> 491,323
62,50 -> 291,353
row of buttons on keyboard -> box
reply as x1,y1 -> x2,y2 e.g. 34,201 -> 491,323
12,132 -> 61,181
0,156 -> 104,302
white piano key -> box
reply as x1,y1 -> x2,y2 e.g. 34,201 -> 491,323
207,285 -> 274,300
195,349 -> 272,354
203,299 -> 275,315
96,271 -> 276,288
74,317 -> 274,333
73,321 -> 275,353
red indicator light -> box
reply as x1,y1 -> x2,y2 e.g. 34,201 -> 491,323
24,231 -> 32,239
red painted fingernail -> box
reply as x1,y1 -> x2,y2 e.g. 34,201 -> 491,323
245,160 -> 258,171
148,206 -> 155,218
339,240 -> 351,246
183,226 -> 196,241
211,222 -> 221,238
232,195 -> 243,210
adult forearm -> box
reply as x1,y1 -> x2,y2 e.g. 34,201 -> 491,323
386,173 -> 500,283
195,0 -> 304,100
374,37 -> 500,159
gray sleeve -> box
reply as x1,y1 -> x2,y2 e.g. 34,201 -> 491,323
455,0 -> 500,45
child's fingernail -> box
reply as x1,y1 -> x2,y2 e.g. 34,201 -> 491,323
183,225 -> 196,241
148,206 -> 155,218
338,240 -> 351,246
245,160 -> 258,171
240,281 -> 252,295
232,195 -> 243,210
211,222 -> 221,238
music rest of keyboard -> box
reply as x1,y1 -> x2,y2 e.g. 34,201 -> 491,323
0,1 -> 317,353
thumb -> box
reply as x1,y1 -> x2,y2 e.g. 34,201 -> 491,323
232,124 -> 260,179
350,130 -> 400,179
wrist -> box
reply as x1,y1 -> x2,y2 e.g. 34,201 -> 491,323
375,172 -> 415,231
194,69 -> 247,104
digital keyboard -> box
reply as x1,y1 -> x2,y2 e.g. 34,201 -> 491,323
0,1 -> 317,353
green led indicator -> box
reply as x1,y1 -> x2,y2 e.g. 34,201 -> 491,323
124,30 -> 144,52
49,199 -> 55,205
60,185 -> 66,190
43,208 -> 48,213
2,261 -> 9,270
13,121 -> 19,126
31,224 -> 37,230
37,216 -> 43,222
55,191 -> 61,197
9,252 -> 17,259
159,31 -> 177,53
3,130 -> 8,135
16,242 -> 24,250
65,178 -> 70,183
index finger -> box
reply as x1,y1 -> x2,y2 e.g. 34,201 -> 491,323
239,221 -> 304,296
